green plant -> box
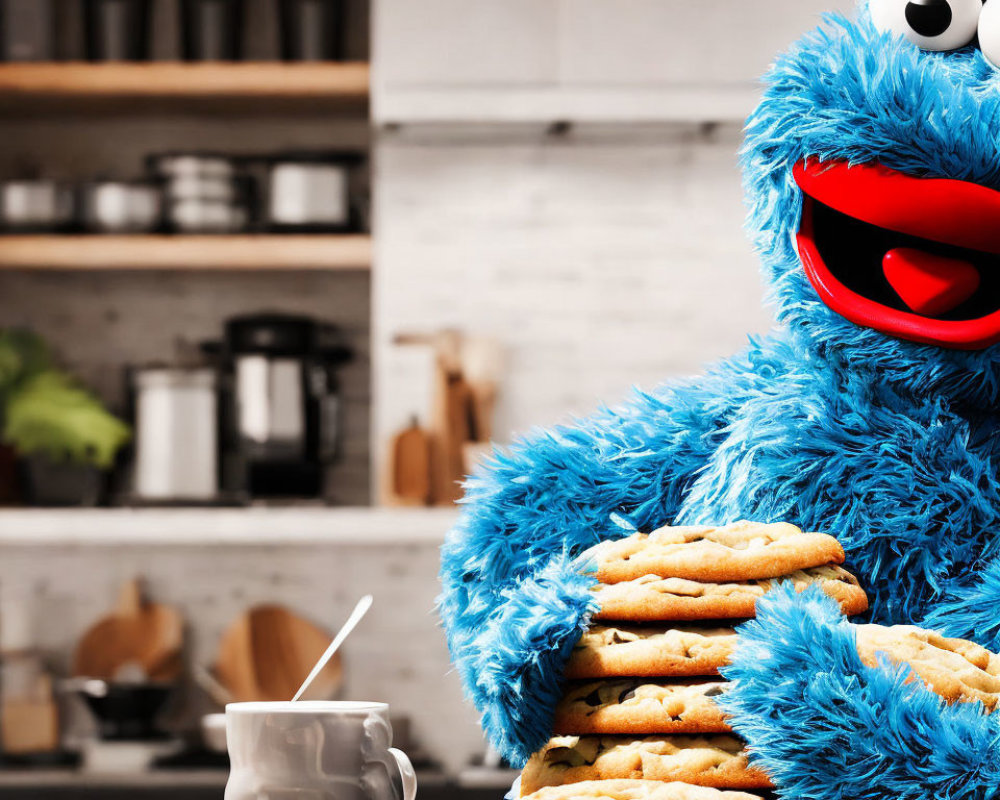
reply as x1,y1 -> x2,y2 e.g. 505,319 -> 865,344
0,329 -> 130,469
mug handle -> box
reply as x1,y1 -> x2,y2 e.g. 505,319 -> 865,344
388,747 -> 417,800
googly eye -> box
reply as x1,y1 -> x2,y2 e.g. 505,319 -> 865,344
870,0 -> 983,51
979,0 -> 1000,66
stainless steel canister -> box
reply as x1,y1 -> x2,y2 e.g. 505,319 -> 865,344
132,367 -> 218,502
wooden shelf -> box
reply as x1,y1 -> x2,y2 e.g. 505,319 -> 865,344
0,234 -> 372,271
0,507 -> 459,546
0,62 -> 369,116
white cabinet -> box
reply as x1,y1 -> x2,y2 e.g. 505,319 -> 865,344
374,0 -> 856,123
375,0 -> 559,87
558,1 -> 848,85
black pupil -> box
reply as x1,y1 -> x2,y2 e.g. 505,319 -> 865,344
905,0 -> 953,37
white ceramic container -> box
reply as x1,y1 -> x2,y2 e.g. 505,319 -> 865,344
225,701 -> 417,800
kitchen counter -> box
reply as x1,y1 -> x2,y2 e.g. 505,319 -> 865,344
0,768 -> 508,799
0,768 -> 226,800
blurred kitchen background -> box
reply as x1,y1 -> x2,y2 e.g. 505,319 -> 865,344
0,0 -> 851,797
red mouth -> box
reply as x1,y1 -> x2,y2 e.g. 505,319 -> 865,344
795,159 -> 1000,350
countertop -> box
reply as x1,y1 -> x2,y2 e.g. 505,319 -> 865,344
0,766 -> 515,798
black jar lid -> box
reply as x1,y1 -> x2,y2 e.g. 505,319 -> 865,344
224,313 -> 319,356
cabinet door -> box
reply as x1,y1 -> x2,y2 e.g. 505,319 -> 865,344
558,0 -> 857,86
373,0 -> 858,122
375,0 -> 559,87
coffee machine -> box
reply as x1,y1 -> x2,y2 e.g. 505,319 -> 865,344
211,313 -> 351,499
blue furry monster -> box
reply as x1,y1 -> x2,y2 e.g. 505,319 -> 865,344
439,0 -> 1000,796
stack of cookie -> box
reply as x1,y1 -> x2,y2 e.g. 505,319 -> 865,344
519,521 -> 870,799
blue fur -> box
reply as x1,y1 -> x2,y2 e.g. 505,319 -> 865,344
922,557 -> 1000,652
438,0 -> 1000,789
720,585 -> 1000,800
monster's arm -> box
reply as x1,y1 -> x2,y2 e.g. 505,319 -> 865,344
439,345 -> 776,765
722,585 -> 1000,798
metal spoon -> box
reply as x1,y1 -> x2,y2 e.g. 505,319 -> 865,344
292,595 -> 373,702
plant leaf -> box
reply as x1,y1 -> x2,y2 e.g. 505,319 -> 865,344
0,329 -> 51,393
4,371 -> 131,469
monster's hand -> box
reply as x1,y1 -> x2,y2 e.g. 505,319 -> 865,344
721,585 -> 1000,800
443,553 -> 598,764
439,369 -> 747,765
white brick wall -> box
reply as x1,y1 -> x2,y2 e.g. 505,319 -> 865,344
374,122 -> 773,485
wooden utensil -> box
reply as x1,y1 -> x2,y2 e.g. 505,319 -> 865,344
390,417 -> 432,506
461,337 -> 503,442
434,341 -> 473,504
72,579 -> 183,682
394,330 -> 461,504
214,605 -> 344,703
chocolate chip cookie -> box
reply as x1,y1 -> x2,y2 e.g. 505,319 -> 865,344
593,564 -> 868,621
588,521 -> 844,583
520,780 -> 766,800
520,735 -> 772,795
856,623 -> 1000,710
564,624 -> 738,679
553,679 -> 730,734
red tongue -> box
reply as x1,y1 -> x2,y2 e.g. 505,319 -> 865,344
882,248 -> 980,317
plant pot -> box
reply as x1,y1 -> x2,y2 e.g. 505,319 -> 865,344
0,444 -> 20,505
18,454 -> 104,507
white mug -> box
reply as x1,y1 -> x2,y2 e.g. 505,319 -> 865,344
225,701 -> 418,800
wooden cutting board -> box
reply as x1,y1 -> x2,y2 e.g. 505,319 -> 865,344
72,580 -> 183,682
214,605 -> 343,703
391,419 -> 432,505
